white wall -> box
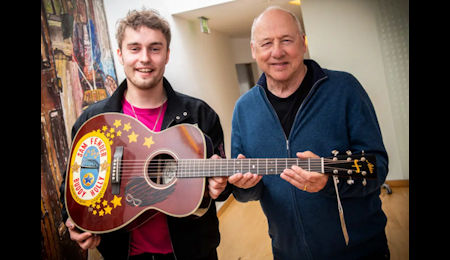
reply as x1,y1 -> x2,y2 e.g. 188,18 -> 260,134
102,0 -> 409,181
103,0 -> 241,158
301,0 -> 409,180
230,37 -> 263,93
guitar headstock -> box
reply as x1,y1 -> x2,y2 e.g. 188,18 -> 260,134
324,150 -> 376,185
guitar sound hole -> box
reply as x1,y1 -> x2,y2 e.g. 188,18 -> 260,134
147,153 -> 177,186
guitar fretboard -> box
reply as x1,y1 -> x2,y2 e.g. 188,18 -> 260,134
175,158 -> 325,177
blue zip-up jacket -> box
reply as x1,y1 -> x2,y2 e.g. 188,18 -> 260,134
231,60 -> 389,259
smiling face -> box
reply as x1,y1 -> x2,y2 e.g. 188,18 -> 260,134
117,26 -> 170,91
251,9 -> 306,87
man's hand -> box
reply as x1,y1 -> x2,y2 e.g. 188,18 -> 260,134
66,218 -> 101,250
228,154 -> 262,189
280,151 -> 329,192
208,154 -> 228,199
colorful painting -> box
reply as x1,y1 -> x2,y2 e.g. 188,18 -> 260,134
41,0 -> 117,258
42,0 -> 118,137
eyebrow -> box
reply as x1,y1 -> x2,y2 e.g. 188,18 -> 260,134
126,42 -> 164,47
258,34 -> 294,41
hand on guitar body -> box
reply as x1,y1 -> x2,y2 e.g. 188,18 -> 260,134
208,154 -> 228,199
65,218 -> 101,250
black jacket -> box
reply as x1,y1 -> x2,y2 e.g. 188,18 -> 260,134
60,77 -> 231,259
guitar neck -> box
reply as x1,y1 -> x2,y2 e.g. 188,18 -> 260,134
176,158 -> 324,177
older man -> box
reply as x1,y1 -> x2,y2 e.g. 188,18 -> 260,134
229,6 -> 390,260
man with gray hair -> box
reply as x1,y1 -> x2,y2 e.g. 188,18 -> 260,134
229,6 -> 390,259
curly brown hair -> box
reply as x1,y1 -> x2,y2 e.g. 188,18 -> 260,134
115,8 -> 171,50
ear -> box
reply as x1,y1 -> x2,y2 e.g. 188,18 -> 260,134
117,48 -> 124,65
165,48 -> 170,65
250,42 -> 256,59
301,34 -> 307,51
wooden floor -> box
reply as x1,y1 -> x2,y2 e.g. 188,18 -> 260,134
217,182 -> 409,260
88,182 -> 408,260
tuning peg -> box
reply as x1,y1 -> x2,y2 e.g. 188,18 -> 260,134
347,177 -> 354,185
332,150 -> 339,161
360,150 -> 366,161
346,150 -> 352,156
362,178 -> 367,186
361,171 -> 367,176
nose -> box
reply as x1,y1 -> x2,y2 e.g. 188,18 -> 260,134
139,48 -> 151,64
271,41 -> 284,59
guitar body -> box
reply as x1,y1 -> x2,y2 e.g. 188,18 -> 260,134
65,113 -> 210,233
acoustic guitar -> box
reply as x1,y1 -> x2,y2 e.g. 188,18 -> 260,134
65,112 -> 376,233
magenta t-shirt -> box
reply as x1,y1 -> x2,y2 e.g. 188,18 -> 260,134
122,98 -> 173,255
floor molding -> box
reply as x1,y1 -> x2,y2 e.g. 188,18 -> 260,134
385,179 -> 409,187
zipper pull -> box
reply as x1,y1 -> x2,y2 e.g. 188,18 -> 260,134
286,140 -> 289,155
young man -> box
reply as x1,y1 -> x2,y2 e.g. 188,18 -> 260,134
61,9 -> 230,260
228,6 -> 390,260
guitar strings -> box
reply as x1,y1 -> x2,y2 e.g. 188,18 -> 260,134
76,159 -> 361,177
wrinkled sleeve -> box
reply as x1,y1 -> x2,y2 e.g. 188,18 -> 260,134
230,103 -> 264,202
200,107 -> 232,202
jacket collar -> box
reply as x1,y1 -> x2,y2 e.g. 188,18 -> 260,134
161,77 -> 190,128
103,77 -> 189,129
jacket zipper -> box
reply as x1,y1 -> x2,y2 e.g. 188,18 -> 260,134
286,74 -> 328,149
259,73 -> 327,259
258,86 -> 290,157
258,74 -> 327,157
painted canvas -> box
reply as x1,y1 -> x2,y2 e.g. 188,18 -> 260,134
42,0 -> 118,139
41,0 -> 117,258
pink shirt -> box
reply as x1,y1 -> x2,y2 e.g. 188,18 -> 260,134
122,98 -> 173,255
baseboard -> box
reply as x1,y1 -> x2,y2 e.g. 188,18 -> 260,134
385,179 -> 409,187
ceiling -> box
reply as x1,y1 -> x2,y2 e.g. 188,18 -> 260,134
171,0 -> 304,38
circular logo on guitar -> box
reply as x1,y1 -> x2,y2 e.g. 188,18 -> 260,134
69,131 -> 111,206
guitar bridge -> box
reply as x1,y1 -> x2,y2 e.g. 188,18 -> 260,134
112,146 -> 123,195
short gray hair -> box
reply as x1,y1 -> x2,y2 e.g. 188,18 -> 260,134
250,6 -> 303,42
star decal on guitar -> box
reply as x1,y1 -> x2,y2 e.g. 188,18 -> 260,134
71,162 -> 80,173
143,136 -> 155,148
123,123 -> 132,132
104,205 -> 113,215
87,195 -> 123,217
113,119 -> 122,128
100,161 -> 109,172
128,131 -> 139,143
111,195 -> 122,208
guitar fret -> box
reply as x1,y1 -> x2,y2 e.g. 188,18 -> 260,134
265,158 -> 268,175
257,159 -> 259,175
176,156 -> 373,179
321,157 -> 324,174
308,158 -> 310,172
